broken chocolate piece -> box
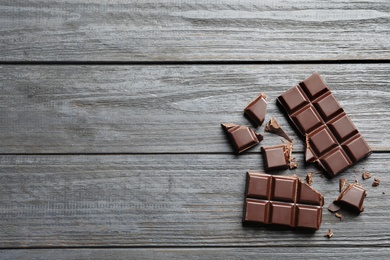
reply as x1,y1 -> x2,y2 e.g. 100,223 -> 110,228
243,172 -> 324,230
335,212 -> 343,221
261,143 -> 294,172
372,178 -> 380,187
277,73 -> 372,177
244,93 -> 267,127
324,229 -> 334,238
306,172 -> 313,186
339,178 -> 346,192
362,172 -> 372,180
335,183 -> 366,213
222,123 -> 263,154
264,117 -> 292,142
327,202 -> 341,213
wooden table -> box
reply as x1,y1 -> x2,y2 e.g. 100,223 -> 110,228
1,1 -> 389,259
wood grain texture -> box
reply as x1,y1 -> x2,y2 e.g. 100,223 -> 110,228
2,247 -> 390,260
0,153 -> 388,248
0,64 -> 388,153
1,0 -> 389,61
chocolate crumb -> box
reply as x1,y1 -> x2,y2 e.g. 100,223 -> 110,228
327,202 -> 341,213
372,178 -> 380,187
335,212 -> 343,221
362,172 -> 372,180
339,178 -> 347,192
264,117 -> 292,142
324,229 -> 333,238
306,172 -> 313,186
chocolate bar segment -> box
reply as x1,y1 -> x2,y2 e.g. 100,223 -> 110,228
335,183 -> 366,213
277,73 -> 371,177
221,123 -> 263,154
243,172 -> 324,230
244,93 -> 267,127
261,145 -> 290,172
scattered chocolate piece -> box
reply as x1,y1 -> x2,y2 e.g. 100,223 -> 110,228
372,178 -> 380,187
277,73 -> 372,177
335,212 -> 343,221
244,93 -> 267,127
324,229 -> 334,238
383,192 -> 385,195
362,172 -> 372,180
335,183 -> 366,213
264,117 -> 292,142
327,202 -> 341,213
261,143 -> 295,172
306,172 -> 313,186
221,123 -> 263,154
339,178 -> 346,192
243,172 -> 324,230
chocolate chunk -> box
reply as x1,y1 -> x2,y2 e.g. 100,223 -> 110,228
261,144 -> 293,172
244,93 -> 267,127
362,172 -> 372,180
335,183 -> 366,213
243,172 -> 324,230
324,229 -> 334,238
335,212 -> 343,221
264,117 -> 292,142
372,178 -> 380,187
221,123 -> 263,154
277,73 -> 372,177
327,202 -> 341,213
339,178 -> 346,192
306,172 -> 313,186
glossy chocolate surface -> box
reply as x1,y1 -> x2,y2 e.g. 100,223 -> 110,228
277,73 -> 371,177
243,172 -> 324,230
261,144 -> 289,172
335,183 -> 366,212
244,93 -> 267,127
221,123 -> 263,154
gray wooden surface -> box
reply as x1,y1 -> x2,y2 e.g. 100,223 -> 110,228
0,0 -> 389,61
0,1 -> 389,259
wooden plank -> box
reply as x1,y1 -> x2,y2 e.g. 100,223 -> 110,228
0,0 -> 389,61
0,153 -> 388,247
0,64 -> 388,153
1,247 -> 390,260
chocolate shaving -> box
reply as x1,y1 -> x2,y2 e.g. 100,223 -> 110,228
339,178 -> 347,192
327,202 -> 341,213
264,117 -> 292,142
372,178 -> 380,187
284,142 -> 297,169
362,172 -> 372,180
324,229 -> 334,238
335,212 -> 343,221
306,172 -> 313,186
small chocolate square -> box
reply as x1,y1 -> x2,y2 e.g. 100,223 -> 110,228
244,93 -> 267,127
261,145 -> 289,172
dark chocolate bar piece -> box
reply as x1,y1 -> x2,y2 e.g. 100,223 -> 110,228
335,183 -> 366,212
261,144 -> 290,172
221,123 -> 263,154
243,172 -> 324,230
277,73 -> 371,177
244,93 -> 267,127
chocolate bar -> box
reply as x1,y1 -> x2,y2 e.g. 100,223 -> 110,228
221,123 -> 263,154
243,172 -> 324,230
277,73 -> 371,177
244,93 -> 267,127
